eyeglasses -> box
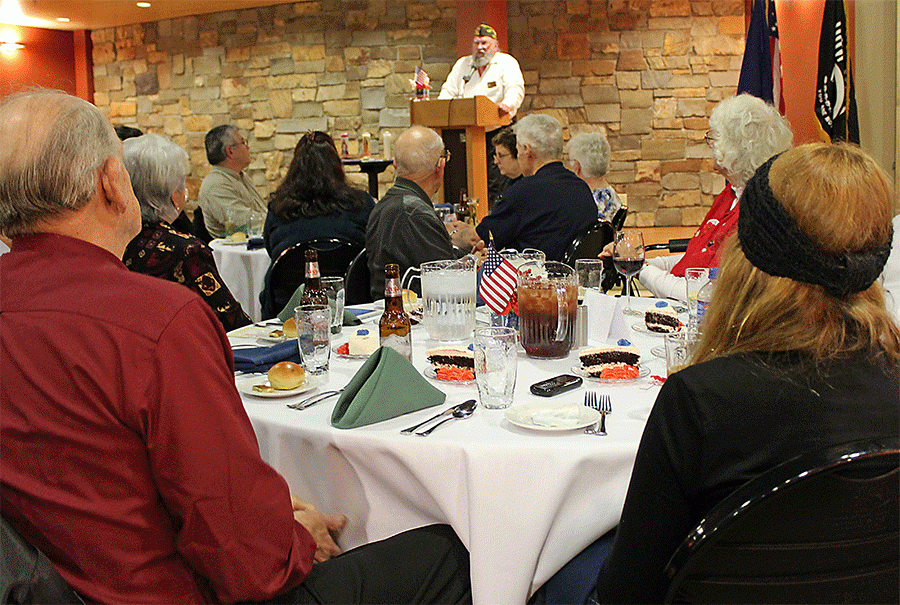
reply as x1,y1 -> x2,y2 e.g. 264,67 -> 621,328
437,149 -> 451,167
704,132 -> 717,147
494,151 -> 510,160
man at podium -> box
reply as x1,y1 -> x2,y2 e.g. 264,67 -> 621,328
439,23 -> 525,205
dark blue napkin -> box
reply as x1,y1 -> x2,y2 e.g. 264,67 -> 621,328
233,340 -> 300,373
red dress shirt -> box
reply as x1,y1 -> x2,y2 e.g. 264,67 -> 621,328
1,234 -> 315,604
671,186 -> 739,277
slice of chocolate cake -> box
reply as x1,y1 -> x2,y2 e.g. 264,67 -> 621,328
645,301 -> 680,333
426,347 -> 475,371
579,345 -> 640,371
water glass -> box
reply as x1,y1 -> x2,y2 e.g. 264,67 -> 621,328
474,327 -> 518,409
664,330 -> 700,377
320,276 -> 345,335
248,211 -> 265,239
295,304 -> 331,375
224,207 -> 250,238
684,268 -> 709,330
575,258 -> 604,304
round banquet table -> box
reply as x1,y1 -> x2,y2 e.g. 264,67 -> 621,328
210,239 -> 271,322
231,294 -> 674,605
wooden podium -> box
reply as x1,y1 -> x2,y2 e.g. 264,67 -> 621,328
410,96 -> 510,222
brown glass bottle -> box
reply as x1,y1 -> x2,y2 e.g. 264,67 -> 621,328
299,249 -> 328,307
379,264 -> 412,361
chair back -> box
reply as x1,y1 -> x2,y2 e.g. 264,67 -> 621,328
265,238 -> 362,319
191,207 -> 213,244
562,219 -> 615,267
344,247 -> 373,305
1,516 -> 82,604
664,437 -> 900,604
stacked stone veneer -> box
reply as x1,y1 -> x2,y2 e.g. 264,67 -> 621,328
92,0 -> 744,227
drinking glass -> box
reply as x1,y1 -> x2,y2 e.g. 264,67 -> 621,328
224,207 -> 250,238
613,230 -> 644,316
248,211 -> 265,239
684,267 -> 709,331
474,327 -> 518,409
664,330 -> 700,376
320,276 -> 345,335
294,304 -> 331,374
575,258 -> 604,304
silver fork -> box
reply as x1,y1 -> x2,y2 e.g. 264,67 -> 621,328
584,392 -> 612,436
286,389 -> 344,411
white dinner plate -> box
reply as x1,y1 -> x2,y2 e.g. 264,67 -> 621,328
651,345 -> 665,359
216,238 -> 250,246
505,402 -> 600,432
423,366 -> 476,385
631,323 -> 682,336
236,374 -> 321,398
572,364 -> 650,383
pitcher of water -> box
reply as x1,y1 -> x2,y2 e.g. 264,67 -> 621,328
403,256 -> 477,342
517,261 -> 577,358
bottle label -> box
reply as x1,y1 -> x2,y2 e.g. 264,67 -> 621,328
306,263 -> 320,279
381,332 -> 412,361
385,277 -> 400,297
696,300 -> 710,325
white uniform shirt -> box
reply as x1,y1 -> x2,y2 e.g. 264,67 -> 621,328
438,52 -> 525,117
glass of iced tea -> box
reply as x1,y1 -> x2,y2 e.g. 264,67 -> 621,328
516,261 -> 578,359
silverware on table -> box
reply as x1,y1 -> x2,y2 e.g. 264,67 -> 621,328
415,400 -> 477,436
584,392 -> 612,436
287,389 -> 344,411
401,399 -> 475,434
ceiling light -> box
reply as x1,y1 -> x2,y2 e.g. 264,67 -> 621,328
0,42 -> 24,53
55,17 -> 70,23
136,2 -> 151,7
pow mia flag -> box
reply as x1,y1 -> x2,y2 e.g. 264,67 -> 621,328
815,0 -> 859,144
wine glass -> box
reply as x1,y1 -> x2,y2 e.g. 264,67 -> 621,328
613,229 -> 644,316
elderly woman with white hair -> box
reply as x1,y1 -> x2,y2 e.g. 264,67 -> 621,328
636,94 -> 793,299
122,133 -> 251,331
567,131 -> 621,222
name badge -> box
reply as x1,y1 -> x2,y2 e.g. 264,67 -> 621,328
487,81 -> 497,89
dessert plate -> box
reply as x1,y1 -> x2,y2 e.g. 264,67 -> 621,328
423,366 -> 475,385
631,323 -> 682,336
236,375 -> 321,398
332,341 -> 372,360
505,402 -> 600,432
572,364 -> 650,383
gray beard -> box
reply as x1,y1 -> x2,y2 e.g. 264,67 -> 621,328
472,52 -> 494,68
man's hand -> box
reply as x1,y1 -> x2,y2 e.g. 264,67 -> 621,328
498,102 -> 512,115
291,496 -> 347,563
447,221 -> 481,250
599,241 -> 614,258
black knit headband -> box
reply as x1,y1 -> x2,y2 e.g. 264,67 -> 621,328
738,154 -> 893,298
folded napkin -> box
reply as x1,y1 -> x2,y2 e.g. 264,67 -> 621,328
233,340 -> 301,373
277,284 -> 362,326
331,347 -> 445,429
531,404 -> 585,428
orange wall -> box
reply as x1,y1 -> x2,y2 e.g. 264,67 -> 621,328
0,25 -> 78,97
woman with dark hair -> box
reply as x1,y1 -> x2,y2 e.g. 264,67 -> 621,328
260,131 -> 375,316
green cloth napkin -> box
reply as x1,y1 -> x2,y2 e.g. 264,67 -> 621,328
277,284 -> 362,326
331,347 -> 446,429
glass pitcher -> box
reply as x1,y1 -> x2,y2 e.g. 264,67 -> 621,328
403,256 -> 477,342
517,261 -> 577,358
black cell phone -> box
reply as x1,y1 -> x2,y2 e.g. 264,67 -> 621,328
530,374 -> 583,397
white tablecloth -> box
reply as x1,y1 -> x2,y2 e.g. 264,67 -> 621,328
210,239 -> 270,322
232,295 -> 673,605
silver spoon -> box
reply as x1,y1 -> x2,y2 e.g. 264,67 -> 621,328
415,399 -> 477,436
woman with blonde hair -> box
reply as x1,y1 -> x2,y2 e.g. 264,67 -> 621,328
542,143 -> 899,605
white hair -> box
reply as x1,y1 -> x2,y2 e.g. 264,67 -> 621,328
566,132 -> 611,178
710,94 -> 793,188
122,134 -> 189,224
514,114 -> 563,161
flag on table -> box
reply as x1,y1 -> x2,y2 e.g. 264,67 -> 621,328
815,0 -> 859,143
737,0 -> 784,114
414,66 -> 430,88
479,244 -> 517,315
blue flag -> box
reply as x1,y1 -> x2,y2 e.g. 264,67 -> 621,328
737,0 -> 774,104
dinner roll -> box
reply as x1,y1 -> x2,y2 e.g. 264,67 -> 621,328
282,317 -> 297,338
268,361 -> 306,390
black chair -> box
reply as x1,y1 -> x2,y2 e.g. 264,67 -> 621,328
1,516 -> 82,604
645,238 -> 690,255
562,219 -> 615,267
344,247 -> 373,305
264,238 -> 362,320
664,437 -> 900,604
191,207 -> 213,244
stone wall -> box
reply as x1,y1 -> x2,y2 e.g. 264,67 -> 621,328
92,0 -> 744,227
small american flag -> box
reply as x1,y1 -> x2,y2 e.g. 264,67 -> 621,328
414,66 -> 430,88
479,244 -> 517,314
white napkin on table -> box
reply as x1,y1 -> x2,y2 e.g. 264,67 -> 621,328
531,404 -> 584,428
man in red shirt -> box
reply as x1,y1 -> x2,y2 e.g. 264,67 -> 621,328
0,91 -> 470,604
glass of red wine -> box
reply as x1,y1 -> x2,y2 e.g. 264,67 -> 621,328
613,230 -> 644,316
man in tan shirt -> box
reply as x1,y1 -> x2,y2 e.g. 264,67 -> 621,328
198,124 -> 267,239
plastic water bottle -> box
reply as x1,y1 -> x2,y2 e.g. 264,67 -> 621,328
695,267 -> 718,327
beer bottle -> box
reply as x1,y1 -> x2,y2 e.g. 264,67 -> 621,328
379,264 -> 412,361
300,249 -> 328,307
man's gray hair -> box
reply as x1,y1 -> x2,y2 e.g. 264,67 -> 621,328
514,114 -> 563,161
566,132 -> 611,178
0,90 -> 118,237
123,134 -> 189,224
710,94 -> 793,189
394,125 -> 444,177
205,124 -> 238,166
